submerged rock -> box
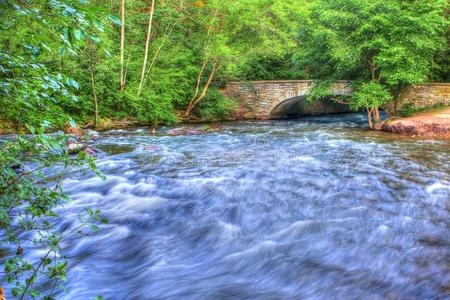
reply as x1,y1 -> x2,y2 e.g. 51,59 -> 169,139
96,117 -> 140,131
67,139 -> 97,157
83,129 -> 101,141
167,123 -> 223,136
167,127 -> 204,136
204,123 -> 222,133
67,139 -> 86,153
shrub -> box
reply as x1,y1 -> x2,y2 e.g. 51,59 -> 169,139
194,89 -> 238,120
0,124 -> 106,299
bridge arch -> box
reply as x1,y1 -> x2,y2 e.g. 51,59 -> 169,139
269,94 -> 352,119
221,80 -> 450,119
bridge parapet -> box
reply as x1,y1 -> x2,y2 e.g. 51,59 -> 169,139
222,80 -> 450,119
222,80 -> 351,119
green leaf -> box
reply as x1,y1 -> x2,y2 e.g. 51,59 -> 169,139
74,29 -> 84,40
12,287 -> 21,297
107,15 -> 121,26
66,78 -> 80,90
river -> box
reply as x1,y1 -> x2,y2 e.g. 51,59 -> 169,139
8,113 -> 450,299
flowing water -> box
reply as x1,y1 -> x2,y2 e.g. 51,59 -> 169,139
4,113 -> 450,299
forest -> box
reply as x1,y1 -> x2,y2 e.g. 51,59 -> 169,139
0,0 -> 449,299
1,0 -> 448,131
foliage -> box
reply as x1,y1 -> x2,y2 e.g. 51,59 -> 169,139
350,82 -> 392,111
0,0 -> 111,129
237,54 -> 299,81
1,0 -> 449,128
0,52 -> 75,129
397,103 -> 448,118
297,0 -> 448,124
0,0 -> 313,127
0,1 -> 110,298
128,91 -> 177,125
306,80 -> 335,102
0,124 -> 107,299
194,89 -> 238,120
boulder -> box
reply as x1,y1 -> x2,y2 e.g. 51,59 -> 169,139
378,108 -> 450,138
67,140 -> 86,154
64,126 -> 83,137
204,123 -> 222,133
380,120 -> 450,137
67,140 -> 98,157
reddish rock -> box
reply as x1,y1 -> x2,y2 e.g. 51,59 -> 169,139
67,139 -> 86,154
64,126 -> 84,137
378,107 -> 450,138
83,146 -> 97,157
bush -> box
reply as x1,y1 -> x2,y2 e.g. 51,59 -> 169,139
0,124 -> 106,299
194,89 -> 238,120
128,91 -> 177,125
397,103 -> 448,117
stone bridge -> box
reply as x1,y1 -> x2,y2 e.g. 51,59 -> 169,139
221,80 -> 450,119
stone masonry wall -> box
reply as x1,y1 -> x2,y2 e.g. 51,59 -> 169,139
384,83 -> 450,115
222,81 -> 450,119
222,80 -> 351,119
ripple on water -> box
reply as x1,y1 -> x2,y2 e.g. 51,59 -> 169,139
6,114 -> 449,300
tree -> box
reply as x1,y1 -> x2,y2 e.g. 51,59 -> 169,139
298,0 -> 448,127
0,1 -> 108,297
119,0 -> 126,91
87,42 -> 100,126
183,0 -> 311,117
351,82 -> 392,128
138,0 -> 156,95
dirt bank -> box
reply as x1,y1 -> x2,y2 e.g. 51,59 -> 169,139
378,107 -> 450,138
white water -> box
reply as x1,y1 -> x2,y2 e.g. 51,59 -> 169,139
4,114 -> 450,299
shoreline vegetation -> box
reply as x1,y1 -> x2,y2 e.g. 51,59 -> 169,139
1,105 -> 450,138
1,0 -> 448,135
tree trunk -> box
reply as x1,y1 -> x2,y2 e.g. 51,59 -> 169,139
88,54 -> 99,127
184,59 -> 218,117
119,0 -> 126,91
393,86 -> 403,115
191,58 -> 209,102
367,108 -> 373,129
143,21 -> 176,85
138,0 -> 156,96
374,107 -> 380,123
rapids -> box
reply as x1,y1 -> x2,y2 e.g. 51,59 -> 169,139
4,113 -> 450,299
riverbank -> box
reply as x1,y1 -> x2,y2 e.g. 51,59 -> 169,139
2,109 -> 450,138
378,107 -> 450,138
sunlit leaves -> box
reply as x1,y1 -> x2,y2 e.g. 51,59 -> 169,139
299,0 -> 447,111
350,81 -> 392,110
66,78 -> 80,90
107,15 -> 121,26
